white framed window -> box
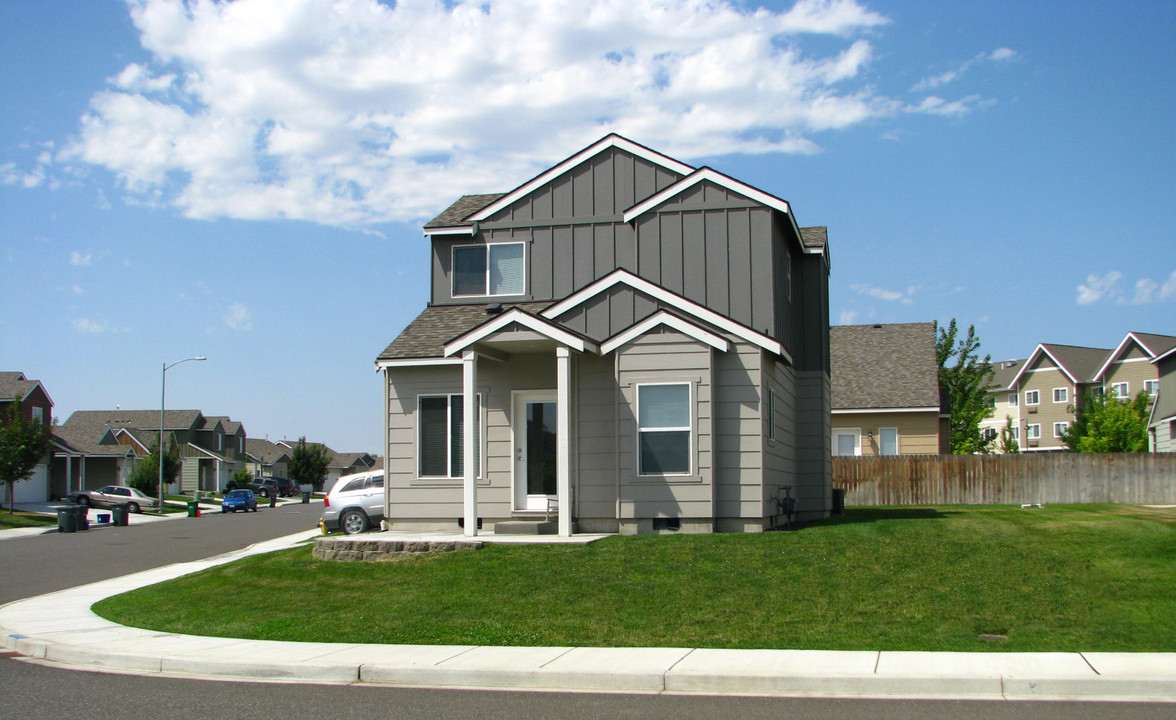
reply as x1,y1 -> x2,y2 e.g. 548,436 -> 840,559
1026,424 -> 1041,440
1053,421 -> 1069,438
1111,381 -> 1129,398
1025,390 -> 1040,405
832,429 -> 861,457
452,242 -> 525,297
1011,425 -> 1020,441
1008,393 -> 1018,407
418,394 -> 481,478
1053,387 -> 1068,404
637,383 -> 691,475
31,406 -> 45,424
766,389 -> 776,441
879,427 -> 899,456
1144,380 -> 1159,396
983,427 -> 998,442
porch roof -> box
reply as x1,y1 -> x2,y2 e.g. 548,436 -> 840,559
377,302 -> 552,361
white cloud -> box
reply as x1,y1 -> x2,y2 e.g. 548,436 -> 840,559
1125,269 -> 1176,305
72,318 -> 108,334
850,282 -> 917,304
911,46 -> 1018,92
30,0 -> 997,227
1076,271 -> 1123,305
69,251 -> 93,267
224,302 -> 252,330
838,309 -> 858,324
72,284 -> 85,294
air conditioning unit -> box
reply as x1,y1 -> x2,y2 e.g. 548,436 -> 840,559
1027,406 -> 1037,414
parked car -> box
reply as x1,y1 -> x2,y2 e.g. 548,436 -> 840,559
320,470 -> 384,535
221,489 -> 258,513
68,485 -> 160,513
235,476 -> 297,498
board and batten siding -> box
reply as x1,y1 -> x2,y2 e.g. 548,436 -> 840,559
761,354 -> 799,525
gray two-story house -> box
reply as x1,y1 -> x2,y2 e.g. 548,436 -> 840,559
377,135 -> 832,536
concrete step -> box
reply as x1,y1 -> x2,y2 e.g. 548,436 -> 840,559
495,519 -> 558,535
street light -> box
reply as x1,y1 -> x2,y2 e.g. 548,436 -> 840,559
160,356 -> 206,508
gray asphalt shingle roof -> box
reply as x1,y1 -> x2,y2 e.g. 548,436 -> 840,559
830,322 -> 941,410
1040,344 -> 1111,384
424,193 -> 507,228
378,302 -> 553,360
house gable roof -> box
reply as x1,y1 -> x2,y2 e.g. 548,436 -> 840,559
987,359 -> 1026,391
1094,331 -> 1176,380
830,323 -> 941,411
444,307 -> 599,357
1009,343 -> 1110,387
0,372 -> 54,407
245,438 -> 292,464
541,269 -> 790,361
600,309 -> 731,355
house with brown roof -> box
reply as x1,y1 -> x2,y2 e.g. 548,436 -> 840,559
273,439 -> 376,489
245,438 -> 292,479
980,357 -> 1027,451
1149,344 -> 1176,452
829,323 -> 948,456
0,372 -> 55,503
1003,343 -> 1110,451
377,134 -> 832,536
51,410 -> 247,496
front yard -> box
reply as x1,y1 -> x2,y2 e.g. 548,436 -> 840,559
93,504 -> 1176,652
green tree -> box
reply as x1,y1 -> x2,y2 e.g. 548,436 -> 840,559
0,399 -> 54,513
287,437 -> 332,491
126,442 -> 182,498
231,468 -> 253,485
1063,390 -> 1151,453
935,319 -> 996,454
998,416 -> 1020,454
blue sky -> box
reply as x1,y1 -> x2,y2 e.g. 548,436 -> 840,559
2,0 -> 1174,453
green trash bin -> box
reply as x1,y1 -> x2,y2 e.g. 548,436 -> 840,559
187,500 -> 200,518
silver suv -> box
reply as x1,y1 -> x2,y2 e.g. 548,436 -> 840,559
321,469 -> 384,535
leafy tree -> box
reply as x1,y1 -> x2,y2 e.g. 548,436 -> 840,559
232,468 -> 253,485
126,442 -> 182,498
998,416 -> 1020,454
1063,390 -> 1151,453
0,398 -> 54,513
935,319 -> 996,454
287,437 -> 332,491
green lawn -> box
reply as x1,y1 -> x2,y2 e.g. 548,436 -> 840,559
0,510 -> 58,530
93,504 -> 1176,652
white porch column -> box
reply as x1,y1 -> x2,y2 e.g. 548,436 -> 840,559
462,349 -> 478,537
556,346 -> 572,537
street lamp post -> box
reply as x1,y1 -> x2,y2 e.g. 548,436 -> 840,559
160,356 -> 207,508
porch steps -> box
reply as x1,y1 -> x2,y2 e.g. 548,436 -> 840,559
494,519 -> 558,535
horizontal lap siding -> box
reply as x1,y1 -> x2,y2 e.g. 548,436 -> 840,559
616,333 -> 713,519
832,411 -> 942,455
714,344 -> 766,520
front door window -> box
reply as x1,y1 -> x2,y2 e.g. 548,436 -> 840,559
514,392 -> 557,511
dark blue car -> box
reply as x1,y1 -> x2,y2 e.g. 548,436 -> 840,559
221,489 -> 258,513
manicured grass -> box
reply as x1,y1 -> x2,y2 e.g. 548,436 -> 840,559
93,504 -> 1176,652
0,510 -> 58,530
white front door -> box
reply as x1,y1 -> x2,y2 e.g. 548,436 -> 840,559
513,391 -> 558,511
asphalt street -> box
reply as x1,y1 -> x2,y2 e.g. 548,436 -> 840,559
0,501 -> 323,604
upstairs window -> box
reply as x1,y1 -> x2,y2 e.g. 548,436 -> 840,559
1111,381 -> 1129,398
1025,390 -> 1040,405
1053,387 -> 1068,404
1144,380 -> 1159,396
1008,393 -> 1018,407
452,242 -> 525,297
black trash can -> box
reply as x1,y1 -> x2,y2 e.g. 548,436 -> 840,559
74,505 -> 89,531
112,503 -> 130,527
57,507 -> 76,533
831,488 -> 845,516
301,490 -> 311,504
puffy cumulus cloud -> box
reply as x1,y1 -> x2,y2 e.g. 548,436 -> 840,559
53,0 -> 985,227
1125,269 -> 1176,305
1076,271 -> 1123,305
223,301 -> 252,330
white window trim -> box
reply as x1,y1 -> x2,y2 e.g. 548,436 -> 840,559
1026,423 -> 1041,440
878,427 -> 899,456
1008,393 -> 1018,407
451,241 -> 527,299
766,389 -> 777,442
1111,381 -> 1129,398
416,393 -> 483,480
1053,387 -> 1068,404
1144,380 -> 1160,395
636,382 -> 693,477
1025,390 -> 1040,406
1053,421 -> 1069,438
832,429 -> 862,457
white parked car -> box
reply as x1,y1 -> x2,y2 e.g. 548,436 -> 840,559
68,485 -> 160,513
320,470 -> 384,535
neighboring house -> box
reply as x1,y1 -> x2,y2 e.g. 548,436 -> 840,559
1004,344 -> 1110,451
272,440 -> 376,489
1150,344 -> 1176,452
0,372 -> 55,503
830,323 -> 948,457
377,134 -> 832,537
245,438 -> 292,479
980,358 -> 1026,452
51,410 -> 247,495
1092,331 -> 1175,403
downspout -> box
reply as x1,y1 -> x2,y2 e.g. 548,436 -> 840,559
614,351 -> 621,525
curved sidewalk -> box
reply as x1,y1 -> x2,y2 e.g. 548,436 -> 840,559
2,531 -> 1174,702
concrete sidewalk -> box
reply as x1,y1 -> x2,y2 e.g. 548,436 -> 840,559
1,530 -> 1174,702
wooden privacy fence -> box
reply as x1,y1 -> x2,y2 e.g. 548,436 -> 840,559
835,453 -> 1176,506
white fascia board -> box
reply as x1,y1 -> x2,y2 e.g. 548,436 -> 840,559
444,308 -> 597,356
423,226 -> 476,237
623,167 -> 791,222
187,442 -> 227,461
832,407 -> 940,415
600,310 -> 730,354
467,135 -> 694,223
1152,345 -> 1176,365
113,428 -> 151,454
1008,345 -> 1077,387
375,357 -> 463,370
541,270 -> 791,362
1094,333 -> 1145,380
